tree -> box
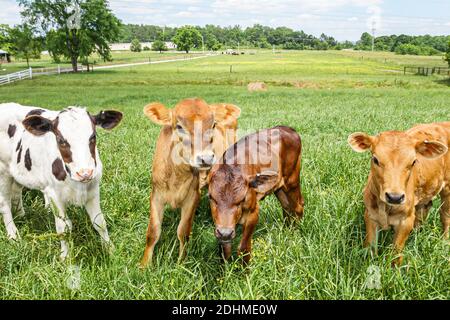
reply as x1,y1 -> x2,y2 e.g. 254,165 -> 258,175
8,24 -> 41,67
356,32 -> 373,50
205,34 -> 221,51
19,0 -> 121,72
130,38 -> 141,52
445,41 -> 450,67
0,24 -> 11,50
151,39 -> 167,53
173,26 -> 202,53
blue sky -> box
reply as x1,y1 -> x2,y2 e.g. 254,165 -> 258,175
1,0 -> 449,41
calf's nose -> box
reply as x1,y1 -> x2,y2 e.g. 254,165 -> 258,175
196,153 -> 215,166
215,227 -> 235,242
385,192 -> 405,205
76,169 -> 94,181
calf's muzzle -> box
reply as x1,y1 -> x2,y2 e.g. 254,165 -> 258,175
385,192 -> 405,205
215,227 -> 236,243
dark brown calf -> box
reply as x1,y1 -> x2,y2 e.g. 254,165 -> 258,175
208,126 -> 304,263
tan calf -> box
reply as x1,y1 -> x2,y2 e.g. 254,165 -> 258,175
349,122 -> 450,265
140,98 -> 240,268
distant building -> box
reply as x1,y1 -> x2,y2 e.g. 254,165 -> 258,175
0,49 -> 11,63
109,42 -> 177,51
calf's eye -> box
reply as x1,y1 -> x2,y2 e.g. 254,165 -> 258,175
372,156 -> 380,166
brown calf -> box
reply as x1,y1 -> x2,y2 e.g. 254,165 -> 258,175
208,126 -> 304,263
140,98 -> 240,268
349,122 -> 450,265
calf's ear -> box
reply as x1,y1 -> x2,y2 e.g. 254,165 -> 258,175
94,110 -> 123,130
23,115 -> 53,136
143,102 -> 172,126
248,170 -> 279,195
416,140 -> 448,159
211,103 -> 241,127
348,132 -> 373,152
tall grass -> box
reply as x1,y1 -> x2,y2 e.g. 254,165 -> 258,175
0,51 -> 448,299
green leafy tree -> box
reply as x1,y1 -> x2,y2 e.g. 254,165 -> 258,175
8,24 -> 42,67
173,26 -> 201,53
445,41 -> 450,67
356,32 -> 373,50
130,38 -> 141,52
19,0 -> 121,72
151,39 -> 167,53
0,24 -> 11,50
205,34 -> 221,51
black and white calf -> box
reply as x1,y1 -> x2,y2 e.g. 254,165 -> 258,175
0,102 -> 122,259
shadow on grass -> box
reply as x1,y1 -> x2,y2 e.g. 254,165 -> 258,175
434,77 -> 450,87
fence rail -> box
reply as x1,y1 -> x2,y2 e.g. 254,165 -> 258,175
404,66 -> 450,76
0,68 -> 32,85
0,64 -> 85,86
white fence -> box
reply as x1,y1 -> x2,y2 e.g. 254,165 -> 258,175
33,64 -> 84,75
0,68 -> 32,85
0,64 -> 84,86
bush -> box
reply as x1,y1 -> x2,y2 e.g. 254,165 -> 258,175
152,40 -> 168,53
143,46 -> 150,51
395,43 -> 440,56
130,38 -> 142,52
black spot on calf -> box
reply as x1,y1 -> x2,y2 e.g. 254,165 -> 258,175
25,149 -> 32,171
16,139 -> 22,151
26,109 -> 45,117
17,145 -> 22,164
7,124 -> 16,138
52,159 -> 67,181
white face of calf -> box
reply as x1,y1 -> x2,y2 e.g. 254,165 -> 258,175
22,107 -> 123,183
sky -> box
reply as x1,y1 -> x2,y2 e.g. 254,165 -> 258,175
1,0 -> 449,41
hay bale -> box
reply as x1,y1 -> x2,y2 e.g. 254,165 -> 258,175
247,82 -> 267,92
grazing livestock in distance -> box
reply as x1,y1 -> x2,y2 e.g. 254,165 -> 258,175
0,103 -> 123,259
247,82 -> 268,92
208,126 -> 304,264
140,98 -> 241,268
348,122 -> 450,265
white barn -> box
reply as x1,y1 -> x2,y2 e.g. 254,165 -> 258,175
109,42 -> 177,51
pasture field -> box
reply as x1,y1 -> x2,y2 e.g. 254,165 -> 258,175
0,50 -> 201,75
0,50 -> 448,299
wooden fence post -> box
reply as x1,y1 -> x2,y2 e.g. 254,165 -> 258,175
29,67 -> 32,79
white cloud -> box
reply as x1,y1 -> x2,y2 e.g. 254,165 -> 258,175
2,0 -> 448,41
0,0 -> 21,25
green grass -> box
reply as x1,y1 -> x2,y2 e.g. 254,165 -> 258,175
0,50 -> 449,300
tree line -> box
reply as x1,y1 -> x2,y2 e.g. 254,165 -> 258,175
119,24 -> 449,57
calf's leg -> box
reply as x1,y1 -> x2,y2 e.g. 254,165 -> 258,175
439,190 -> 450,239
85,190 -> 112,251
364,209 -> 378,255
392,214 -> 414,266
238,207 -> 259,264
140,191 -> 165,268
0,175 -> 19,240
11,182 -> 24,217
47,195 -> 70,260
275,187 -> 304,223
177,189 -> 200,262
